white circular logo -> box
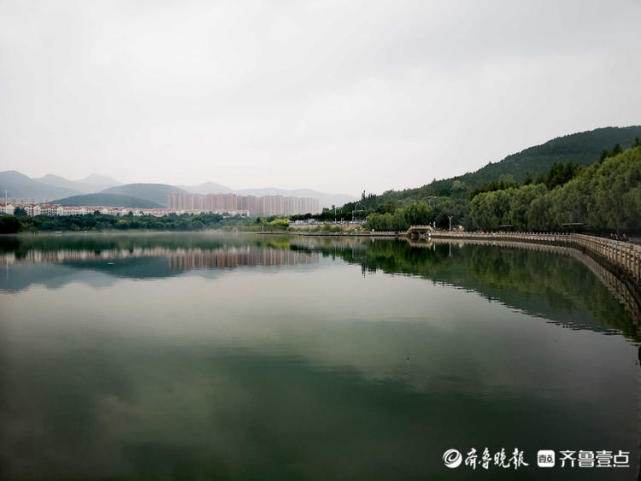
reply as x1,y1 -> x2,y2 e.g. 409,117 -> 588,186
443,449 -> 462,468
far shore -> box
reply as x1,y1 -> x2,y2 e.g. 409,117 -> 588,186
3,228 -> 640,246
0,227 -> 577,242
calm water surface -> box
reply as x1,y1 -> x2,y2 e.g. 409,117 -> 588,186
0,233 -> 639,480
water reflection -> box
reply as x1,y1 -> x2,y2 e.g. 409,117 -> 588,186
0,233 -> 638,480
292,236 -> 641,341
0,235 -> 320,290
3,233 -> 637,340
1,246 -> 318,271
0,235 -> 316,271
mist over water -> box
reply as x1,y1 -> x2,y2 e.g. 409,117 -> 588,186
0,233 -> 638,480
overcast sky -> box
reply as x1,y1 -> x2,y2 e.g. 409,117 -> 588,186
1,0 -> 640,195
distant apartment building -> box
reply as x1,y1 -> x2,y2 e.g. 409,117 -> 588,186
6,197 -> 317,218
168,193 -> 320,216
8,203 -> 178,217
40,205 -> 61,216
25,204 -> 41,216
0,203 -> 15,215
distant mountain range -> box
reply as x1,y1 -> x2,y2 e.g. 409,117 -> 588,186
7,125 -> 635,211
34,173 -> 120,193
0,171 -> 78,200
0,171 -> 356,209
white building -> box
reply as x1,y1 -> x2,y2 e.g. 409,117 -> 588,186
0,203 -> 15,215
39,205 -> 59,216
24,204 -> 41,216
60,206 -> 89,216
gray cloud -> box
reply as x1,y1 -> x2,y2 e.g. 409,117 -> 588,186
1,0 -> 640,195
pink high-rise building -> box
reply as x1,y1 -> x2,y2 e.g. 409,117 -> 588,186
167,192 -> 320,216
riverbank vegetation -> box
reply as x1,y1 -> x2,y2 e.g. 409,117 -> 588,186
299,128 -> 641,225
469,145 -> 641,232
0,212 -> 296,234
357,143 -> 641,233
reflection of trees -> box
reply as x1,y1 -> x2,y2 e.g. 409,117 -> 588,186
0,233 -> 294,260
1,244 -> 318,273
0,235 -> 319,290
297,238 -> 640,341
2,233 -> 639,340
1,246 -> 318,269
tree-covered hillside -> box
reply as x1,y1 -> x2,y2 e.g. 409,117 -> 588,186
53,193 -> 162,208
469,144 -> 641,233
359,141 -> 641,233
309,126 -> 641,227
100,183 -> 186,207
431,126 -> 641,195
352,126 -> 640,207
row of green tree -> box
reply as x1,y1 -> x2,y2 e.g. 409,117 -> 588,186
362,158 -> 603,232
0,211 -> 293,234
364,201 -> 432,231
469,145 -> 641,232
361,142 -> 640,233
295,135 -> 641,231
299,129 -> 641,221
292,192 -> 468,231
469,159 -> 584,198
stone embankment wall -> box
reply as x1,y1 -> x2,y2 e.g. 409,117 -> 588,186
412,236 -> 641,324
427,231 -> 641,287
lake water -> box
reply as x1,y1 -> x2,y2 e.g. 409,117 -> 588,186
0,232 -> 639,480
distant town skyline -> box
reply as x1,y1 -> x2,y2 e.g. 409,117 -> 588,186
1,0 -> 640,196
168,192 -> 321,216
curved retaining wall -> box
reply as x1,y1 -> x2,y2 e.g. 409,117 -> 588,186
409,237 -> 641,325
275,229 -> 641,287
425,231 -> 641,287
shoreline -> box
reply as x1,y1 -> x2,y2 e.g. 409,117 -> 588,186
264,230 -> 641,305
5,229 -> 639,298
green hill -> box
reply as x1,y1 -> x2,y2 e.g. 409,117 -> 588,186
342,126 -> 641,210
53,193 -> 162,208
100,183 -> 186,207
428,125 -> 641,196
304,126 -> 641,227
468,145 -> 641,232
